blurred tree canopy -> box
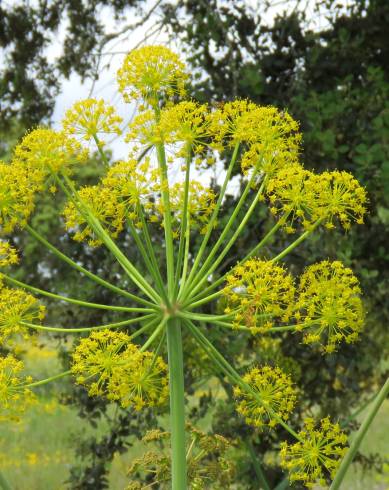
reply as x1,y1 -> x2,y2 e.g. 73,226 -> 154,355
1,0 -> 388,488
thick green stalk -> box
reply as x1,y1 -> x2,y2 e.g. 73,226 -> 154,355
166,318 -> 187,489
184,143 -> 240,286
3,275 -> 154,313
25,225 -> 154,307
330,377 -> 389,490
21,313 -> 155,333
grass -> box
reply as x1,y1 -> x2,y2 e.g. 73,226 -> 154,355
0,338 -> 387,489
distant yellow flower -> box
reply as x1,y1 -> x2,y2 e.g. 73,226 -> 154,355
62,98 -> 123,142
266,164 -> 317,233
223,259 -> 295,332
0,161 -> 41,234
280,417 -> 348,488
0,355 -> 35,422
0,241 -> 19,267
14,128 -> 89,175
72,329 -> 168,410
310,170 -> 368,230
126,109 -> 168,146
117,45 -> 188,106
294,260 -> 364,353
0,288 -> 46,344
234,365 -> 297,429
63,184 -> 125,247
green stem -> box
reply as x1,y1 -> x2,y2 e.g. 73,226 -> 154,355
184,143 -> 240,287
0,472 -> 11,490
92,134 -> 110,168
245,439 -> 271,490
184,290 -> 223,309
2,275 -> 154,313
26,225 -> 154,308
127,218 -> 168,302
166,318 -> 187,489
330,377 -> 389,490
174,147 -> 191,299
24,370 -> 72,388
140,320 -> 166,352
21,313 -> 155,333
271,220 -> 322,263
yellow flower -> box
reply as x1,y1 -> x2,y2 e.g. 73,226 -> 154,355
14,128 -> 89,175
310,170 -> 368,230
223,259 -> 295,332
154,180 -> 216,238
0,241 -> 19,267
294,260 -> 364,353
63,184 -> 125,247
117,45 -> 188,106
0,355 -> 35,422
208,101 -> 301,171
0,161 -> 41,234
62,98 -> 123,142
126,109 -> 168,146
110,345 -> 169,411
0,287 -> 46,344
158,101 -> 211,154
72,329 -> 168,410
280,417 -> 348,488
266,164 -> 317,233
234,365 -> 297,429
101,158 -> 158,226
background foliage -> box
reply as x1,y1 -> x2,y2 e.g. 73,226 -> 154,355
1,1 -> 388,488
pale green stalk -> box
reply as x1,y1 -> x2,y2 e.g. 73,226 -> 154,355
140,320 -> 166,352
155,142 -> 175,298
173,146 -> 192,299
184,143 -> 240,287
330,377 -> 389,490
245,439 -> 271,490
23,370 -> 72,388
26,224 -> 154,307
166,318 -> 187,489
271,219 -> 322,262
3,274 -> 154,313
21,313 -> 155,333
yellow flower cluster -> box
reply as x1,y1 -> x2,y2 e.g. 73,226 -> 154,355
71,330 -> 168,410
126,109 -> 168,146
266,164 -> 367,232
234,365 -> 297,429
0,355 -> 35,422
294,260 -> 364,353
101,158 -> 157,225
0,161 -> 41,234
0,241 -> 19,267
223,259 -> 295,332
117,45 -> 188,106
63,185 -> 125,247
14,128 -> 89,176
280,417 -> 348,488
153,180 -> 216,237
62,98 -> 123,143
0,287 -> 46,344
127,427 -> 235,489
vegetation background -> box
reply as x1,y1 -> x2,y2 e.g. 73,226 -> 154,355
0,0 -> 388,488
